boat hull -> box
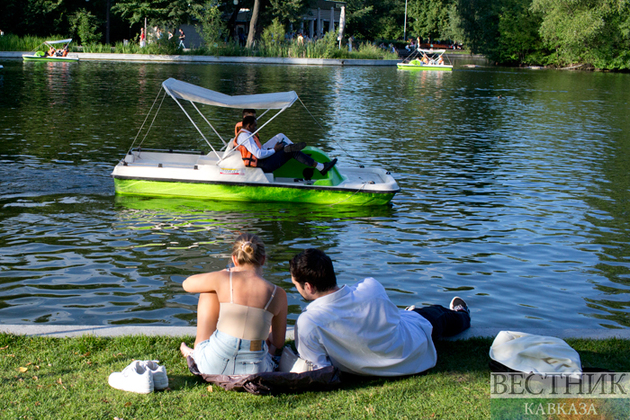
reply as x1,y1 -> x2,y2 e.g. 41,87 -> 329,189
22,55 -> 79,62
111,148 -> 399,206
397,63 -> 452,71
113,178 -> 396,206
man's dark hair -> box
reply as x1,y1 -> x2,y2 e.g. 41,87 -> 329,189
242,109 -> 256,117
242,115 -> 256,129
289,249 -> 337,293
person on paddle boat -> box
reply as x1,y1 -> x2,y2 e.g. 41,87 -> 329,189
422,53 -> 429,64
180,233 -> 288,375
46,46 -> 56,57
234,109 -> 257,139
61,45 -> 69,57
234,115 -> 337,176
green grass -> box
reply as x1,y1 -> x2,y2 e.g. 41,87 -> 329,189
1,34 -> 399,60
0,34 -> 71,52
1,334 -> 628,419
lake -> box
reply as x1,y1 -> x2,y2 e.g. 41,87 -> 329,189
1,57 -> 629,330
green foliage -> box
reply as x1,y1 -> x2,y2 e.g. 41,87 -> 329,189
269,0 -> 310,25
261,18 -> 286,46
492,0 -> 546,65
452,0 -> 501,55
531,0 -> 630,68
191,0 -> 226,49
112,0 -> 192,27
69,9 -> 102,45
409,0 -> 453,41
345,0 -> 406,40
0,34 -> 57,51
260,18 -> 287,57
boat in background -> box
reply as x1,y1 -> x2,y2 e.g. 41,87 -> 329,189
22,39 -> 79,62
397,48 -> 453,71
111,78 -> 399,206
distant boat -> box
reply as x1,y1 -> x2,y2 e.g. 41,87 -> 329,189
398,48 -> 453,71
22,39 -> 79,62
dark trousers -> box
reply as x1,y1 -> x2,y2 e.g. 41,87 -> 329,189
412,305 -> 470,341
256,150 -> 315,174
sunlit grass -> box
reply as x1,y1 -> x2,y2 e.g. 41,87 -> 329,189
1,333 -> 627,419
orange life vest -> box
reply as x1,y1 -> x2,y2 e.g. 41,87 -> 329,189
233,129 -> 263,167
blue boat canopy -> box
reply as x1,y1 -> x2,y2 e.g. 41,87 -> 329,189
162,78 -> 298,110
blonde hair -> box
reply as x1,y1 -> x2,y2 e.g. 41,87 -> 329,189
232,233 -> 266,267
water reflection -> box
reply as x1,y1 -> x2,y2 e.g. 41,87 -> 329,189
1,59 -> 629,329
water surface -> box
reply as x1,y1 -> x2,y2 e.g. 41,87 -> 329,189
1,59 -> 629,329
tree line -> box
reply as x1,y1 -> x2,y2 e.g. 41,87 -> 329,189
1,0 -> 629,69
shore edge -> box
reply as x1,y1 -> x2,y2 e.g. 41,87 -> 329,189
2,324 -> 629,342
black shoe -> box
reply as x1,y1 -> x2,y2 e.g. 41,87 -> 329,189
284,142 -> 307,153
450,296 -> 470,316
319,158 -> 337,176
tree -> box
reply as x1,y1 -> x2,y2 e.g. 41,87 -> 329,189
69,8 -> 102,44
345,0 -> 406,40
112,0 -> 193,27
452,0 -> 501,55
269,0 -> 309,26
531,0 -> 630,68
191,0 -> 226,47
246,0 -> 261,48
493,0 -> 546,65
408,0 -> 453,42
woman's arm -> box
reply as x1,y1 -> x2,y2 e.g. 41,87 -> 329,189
267,288 -> 288,354
182,270 -> 227,294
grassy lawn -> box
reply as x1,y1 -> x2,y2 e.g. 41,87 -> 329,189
1,334 -> 628,419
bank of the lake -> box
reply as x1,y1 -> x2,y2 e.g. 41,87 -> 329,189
0,50 -> 484,66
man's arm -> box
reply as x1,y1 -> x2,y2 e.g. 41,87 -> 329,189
237,132 -> 275,160
295,317 -> 331,370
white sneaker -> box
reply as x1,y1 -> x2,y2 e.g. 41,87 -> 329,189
450,296 -> 470,316
108,361 -> 154,394
139,360 -> 168,390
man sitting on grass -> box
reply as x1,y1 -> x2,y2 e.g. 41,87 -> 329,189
289,249 -> 471,376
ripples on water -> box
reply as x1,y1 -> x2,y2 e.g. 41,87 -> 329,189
1,59 -> 629,329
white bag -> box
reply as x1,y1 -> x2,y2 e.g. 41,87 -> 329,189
489,331 -> 582,378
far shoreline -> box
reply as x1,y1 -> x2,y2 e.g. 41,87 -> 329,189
0,51 -> 484,66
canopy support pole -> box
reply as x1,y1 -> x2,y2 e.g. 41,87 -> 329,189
190,101 -> 226,147
166,90 -> 221,159
126,87 -> 167,156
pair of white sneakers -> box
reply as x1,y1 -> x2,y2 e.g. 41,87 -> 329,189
108,360 -> 169,394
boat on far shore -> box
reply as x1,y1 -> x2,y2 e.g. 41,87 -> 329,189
22,39 -> 79,62
397,48 -> 453,71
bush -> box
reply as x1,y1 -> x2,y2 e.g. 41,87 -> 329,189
191,0 -> 225,50
69,9 -> 102,45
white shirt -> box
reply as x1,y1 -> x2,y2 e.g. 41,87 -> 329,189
236,129 -> 275,160
295,277 -> 437,376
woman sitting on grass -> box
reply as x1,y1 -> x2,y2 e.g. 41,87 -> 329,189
180,233 -> 287,374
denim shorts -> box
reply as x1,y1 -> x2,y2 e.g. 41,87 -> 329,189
193,330 -> 276,375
